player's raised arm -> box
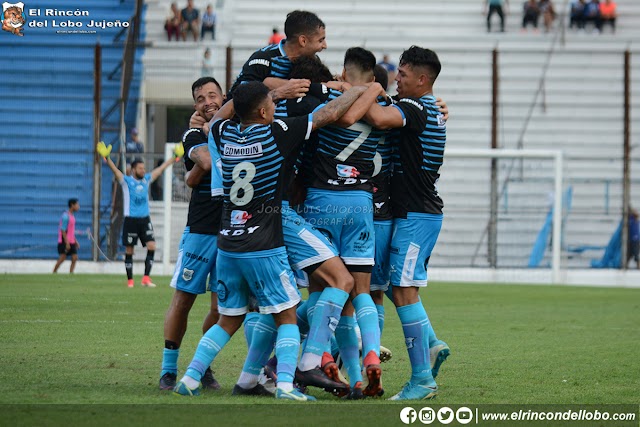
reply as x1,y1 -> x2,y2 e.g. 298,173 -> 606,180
362,102 -> 405,130
150,144 -> 183,182
209,99 -> 235,128
335,82 -> 385,127
311,85 -> 367,131
97,142 -> 124,182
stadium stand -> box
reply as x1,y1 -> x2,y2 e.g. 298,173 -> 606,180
0,0 -> 145,259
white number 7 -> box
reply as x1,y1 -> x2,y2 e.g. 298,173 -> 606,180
335,122 -> 372,162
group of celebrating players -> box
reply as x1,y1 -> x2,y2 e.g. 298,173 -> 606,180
102,9 -> 451,401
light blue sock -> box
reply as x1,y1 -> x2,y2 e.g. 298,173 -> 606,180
336,315 -> 362,387
376,304 -> 385,335
296,300 -> 310,335
185,324 -> 231,381
301,292 -> 321,354
397,301 -> 432,382
243,312 -> 260,348
330,335 -> 339,358
275,323 -> 300,385
353,293 -> 380,359
305,292 -> 322,326
241,314 -> 277,376
161,348 -> 179,376
304,288 -> 348,357
418,298 -> 439,348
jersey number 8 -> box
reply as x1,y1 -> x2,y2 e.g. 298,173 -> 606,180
230,161 -> 256,206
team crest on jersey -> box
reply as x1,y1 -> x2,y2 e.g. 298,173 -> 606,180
231,210 -> 252,226
437,114 -> 446,128
182,268 -> 194,281
336,164 -> 360,178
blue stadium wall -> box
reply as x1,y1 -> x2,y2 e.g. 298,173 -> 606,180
0,0 -> 145,259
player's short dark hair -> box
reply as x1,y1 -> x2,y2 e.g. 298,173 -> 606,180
344,47 -> 376,74
68,198 -> 78,208
191,77 -> 223,100
373,64 -> 389,91
284,10 -> 325,40
290,55 -> 333,83
399,46 -> 441,85
131,159 -> 144,170
233,81 -> 271,121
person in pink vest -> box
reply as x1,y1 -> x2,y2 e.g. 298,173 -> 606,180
53,198 -> 80,273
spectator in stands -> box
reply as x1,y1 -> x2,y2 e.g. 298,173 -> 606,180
201,47 -> 214,76
200,4 -> 216,40
599,0 -> 617,33
522,0 -> 540,31
627,207 -> 640,269
165,2 -> 182,41
377,54 -> 397,85
181,0 -> 200,41
539,0 -> 556,32
268,27 -> 285,45
570,0 -> 586,29
485,0 -> 509,33
583,0 -> 602,32
126,127 -> 144,174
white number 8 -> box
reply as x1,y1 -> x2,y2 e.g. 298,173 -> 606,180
230,161 -> 256,206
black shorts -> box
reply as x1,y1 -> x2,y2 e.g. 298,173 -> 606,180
122,216 -> 155,247
57,242 -> 78,256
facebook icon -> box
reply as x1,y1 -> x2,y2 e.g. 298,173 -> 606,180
400,407 -> 417,424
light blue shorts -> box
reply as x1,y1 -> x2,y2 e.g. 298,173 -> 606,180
216,247 -> 301,315
371,220 -> 393,291
389,213 -> 443,288
282,202 -> 338,271
302,189 -> 375,266
170,227 -> 218,295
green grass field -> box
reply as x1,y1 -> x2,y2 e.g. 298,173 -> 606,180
1,274 -> 638,425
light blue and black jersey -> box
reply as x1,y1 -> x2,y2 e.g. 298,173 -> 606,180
228,41 -> 292,97
182,128 -> 222,234
273,94 -> 324,201
211,115 -> 313,252
121,173 -> 152,218
372,131 -> 393,221
313,89 -> 386,192
390,95 -> 447,217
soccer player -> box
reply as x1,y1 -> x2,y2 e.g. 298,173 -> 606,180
173,81 -> 370,401
96,143 -> 181,288
227,10 -> 326,96
362,46 -> 450,400
53,198 -> 80,274
159,77 -> 225,391
301,47 -> 388,398
231,56 -> 382,398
